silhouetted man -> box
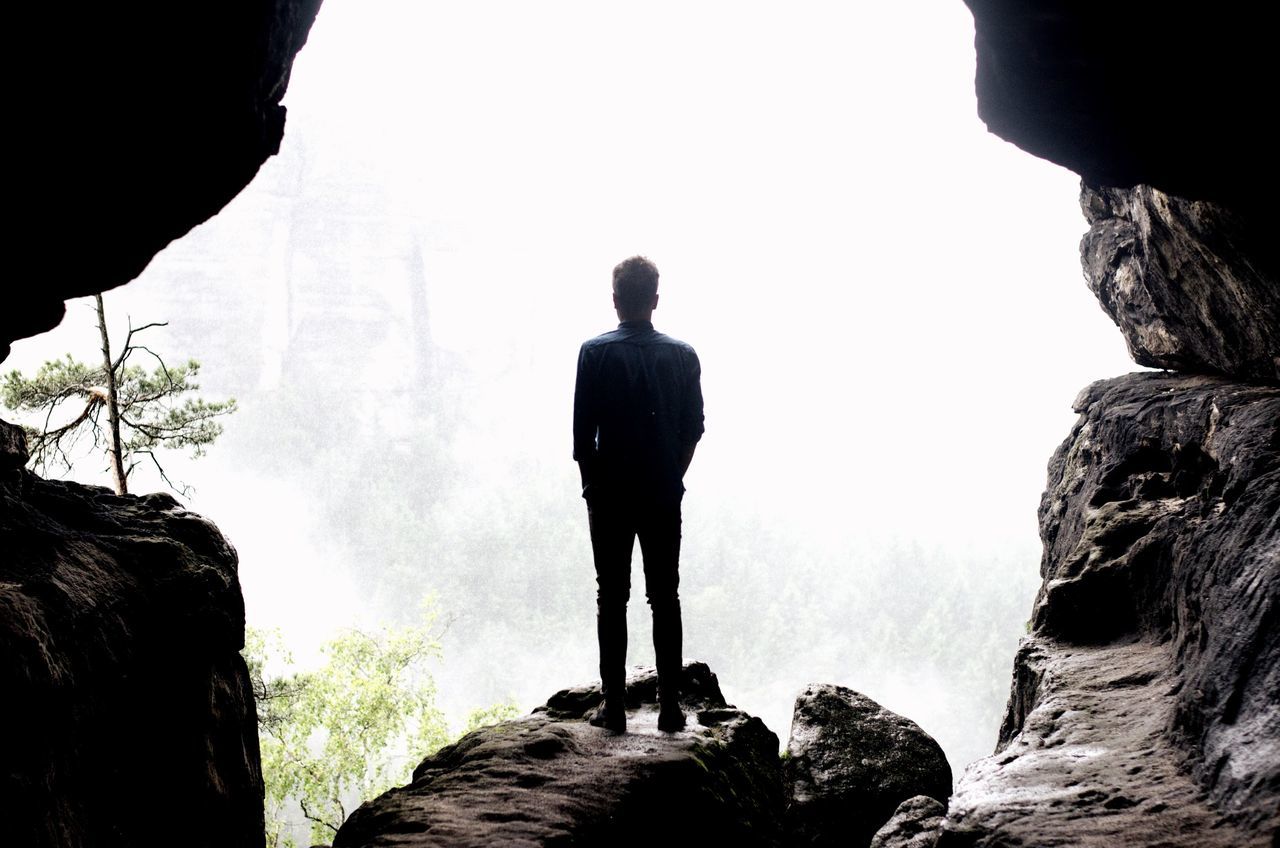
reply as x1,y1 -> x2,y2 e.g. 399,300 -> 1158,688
573,255 -> 704,733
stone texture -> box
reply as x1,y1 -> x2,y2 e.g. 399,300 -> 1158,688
1081,184 -> 1280,382
0,418 -> 27,472
784,684 -> 952,848
0,420 -> 262,848
333,662 -> 783,847
5,1 -> 323,361
870,796 -> 945,848
941,373 -> 1278,847
964,1 -> 1276,206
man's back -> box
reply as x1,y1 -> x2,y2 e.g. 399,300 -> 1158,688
573,320 -> 704,502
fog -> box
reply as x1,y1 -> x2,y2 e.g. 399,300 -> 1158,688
7,0 -> 1135,771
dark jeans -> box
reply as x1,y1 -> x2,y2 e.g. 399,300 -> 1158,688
587,494 -> 683,705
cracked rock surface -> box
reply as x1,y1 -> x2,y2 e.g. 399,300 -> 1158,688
1081,184 -> 1280,382
0,419 -> 262,848
333,662 -> 783,847
940,373 -> 1279,847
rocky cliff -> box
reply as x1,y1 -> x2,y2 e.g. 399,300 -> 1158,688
4,1 -> 322,361
939,6 -> 1280,846
332,664 -> 954,848
963,1 -> 1275,207
941,375 -> 1278,847
334,663 -> 786,847
0,420 -> 263,848
1081,185 -> 1280,382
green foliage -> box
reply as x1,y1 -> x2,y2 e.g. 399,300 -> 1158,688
461,699 -> 522,735
246,602 -> 520,847
1,315 -> 235,494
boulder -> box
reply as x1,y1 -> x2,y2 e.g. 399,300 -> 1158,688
1080,184 -> 1280,382
870,796 -> 945,848
0,421 -> 262,848
783,684 -> 952,847
333,662 -> 783,847
941,373 -> 1278,846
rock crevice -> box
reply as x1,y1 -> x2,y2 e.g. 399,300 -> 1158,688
942,374 -> 1279,846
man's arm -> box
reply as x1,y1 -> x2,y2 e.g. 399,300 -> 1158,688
572,343 -> 597,493
679,347 -> 705,478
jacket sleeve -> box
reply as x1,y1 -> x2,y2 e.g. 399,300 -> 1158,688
680,347 -> 705,446
572,343 -> 596,462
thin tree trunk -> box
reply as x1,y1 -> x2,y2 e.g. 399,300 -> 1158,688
96,294 -> 128,494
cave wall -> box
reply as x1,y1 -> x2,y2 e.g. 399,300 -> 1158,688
963,0 -> 1277,208
2,4 -> 321,844
947,4 -> 1278,845
1081,185 -> 1280,382
2,2 -> 1276,845
0,421 -> 264,848
942,374 -> 1277,846
4,1 -> 323,362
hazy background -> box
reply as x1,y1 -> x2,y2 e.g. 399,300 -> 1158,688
6,0 -> 1135,771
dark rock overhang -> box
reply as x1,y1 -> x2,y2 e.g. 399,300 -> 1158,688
965,0 -> 1277,206
5,2 -> 323,362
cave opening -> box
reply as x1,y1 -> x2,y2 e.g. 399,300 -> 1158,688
10,1 -> 1214,844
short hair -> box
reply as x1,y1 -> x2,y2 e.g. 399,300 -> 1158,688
612,256 -> 660,311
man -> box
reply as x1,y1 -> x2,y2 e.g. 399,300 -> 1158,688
573,255 -> 704,734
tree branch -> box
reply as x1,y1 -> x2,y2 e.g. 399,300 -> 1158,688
112,320 -> 168,372
134,449 -> 193,498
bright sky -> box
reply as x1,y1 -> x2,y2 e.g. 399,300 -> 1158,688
270,0 -> 1134,545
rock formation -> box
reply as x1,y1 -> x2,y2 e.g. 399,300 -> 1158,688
933,135 -> 1279,848
784,685 -> 952,847
333,667 -> 955,847
1081,185 -> 1280,382
0,419 -> 263,848
940,377 -> 1277,847
333,662 -> 785,847
871,796 -> 947,848
963,1 -> 1275,207
945,5 -> 1280,847
5,1 -> 323,361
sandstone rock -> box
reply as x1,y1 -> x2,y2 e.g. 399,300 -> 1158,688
5,1 -> 322,360
964,1 -> 1275,205
941,373 -> 1278,846
870,796 -> 945,848
1080,184 -> 1280,382
333,662 -> 783,847
784,684 -> 952,848
0,418 -> 27,472
0,437 -> 262,848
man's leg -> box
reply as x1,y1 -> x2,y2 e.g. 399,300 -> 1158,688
587,498 -> 634,730
637,498 -> 685,731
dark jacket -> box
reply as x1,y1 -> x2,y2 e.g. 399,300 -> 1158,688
573,320 -> 704,502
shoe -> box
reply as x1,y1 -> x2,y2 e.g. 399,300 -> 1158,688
588,699 -> 626,733
657,702 -> 686,732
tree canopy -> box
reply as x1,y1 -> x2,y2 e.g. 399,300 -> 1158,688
1,294 -> 235,494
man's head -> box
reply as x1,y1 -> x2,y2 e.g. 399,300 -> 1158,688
612,255 -> 660,321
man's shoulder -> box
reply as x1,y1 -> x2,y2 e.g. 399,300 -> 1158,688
652,331 -> 697,353
580,328 -> 626,349
579,325 -> 698,358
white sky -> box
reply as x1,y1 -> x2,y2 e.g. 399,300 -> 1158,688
271,0 -> 1134,544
